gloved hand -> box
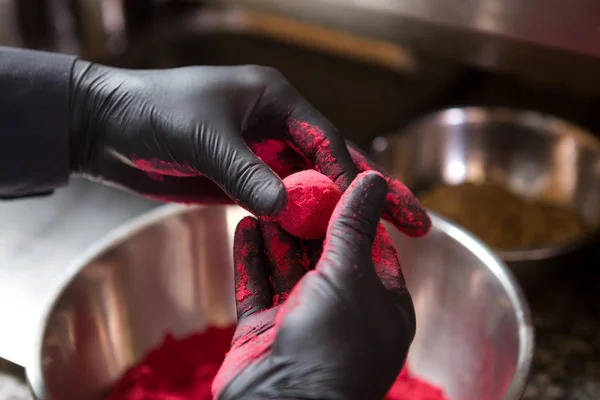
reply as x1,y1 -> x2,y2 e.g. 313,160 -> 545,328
69,62 -> 430,236
213,171 -> 416,400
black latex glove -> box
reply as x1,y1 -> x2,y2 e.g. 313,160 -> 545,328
213,171 -> 416,400
70,62 -> 430,235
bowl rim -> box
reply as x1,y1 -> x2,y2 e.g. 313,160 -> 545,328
373,106 -> 600,262
26,204 -> 534,400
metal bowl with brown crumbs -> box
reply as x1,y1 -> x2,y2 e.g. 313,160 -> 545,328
370,107 -> 600,268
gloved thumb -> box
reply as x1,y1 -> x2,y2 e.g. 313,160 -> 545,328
318,171 -> 388,274
208,133 -> 287,217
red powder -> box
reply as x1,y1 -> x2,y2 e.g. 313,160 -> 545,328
372,224 -> 408,293
234,218 -> 254,304
275,170 -> 342,240
260,221 -> 311,279
107,325 -> 447,400
235,258 -> 251,304
130,156 -> 198,178
248,139 -> 306,179
106,326 -> 236,400
286,119 -> 350,189
262,229 -> 292,276
385,368 -> 448,400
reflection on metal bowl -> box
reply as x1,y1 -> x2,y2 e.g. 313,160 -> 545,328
20,205 -> 533,400
371,107 -> 600,266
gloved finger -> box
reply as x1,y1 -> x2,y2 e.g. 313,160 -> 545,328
317,171 -> 388,277
260,221 -> 309,298
372,224 -> 408,294
305,239 -> 324,270
233,217 -> 273,320
204,130 -> 288,217
373,223 -> 416,338
284,99 -> 359,191
346,141 -> 431,237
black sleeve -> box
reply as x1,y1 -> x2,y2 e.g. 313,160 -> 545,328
0,46 -> 76,199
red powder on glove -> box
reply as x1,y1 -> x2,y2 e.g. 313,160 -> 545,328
107,325 -> 447,400
275,170 -> 342,240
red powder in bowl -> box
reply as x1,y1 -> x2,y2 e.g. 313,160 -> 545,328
386,368 -> 448,400
106,326 -> 235,400
106,325 -> 448,400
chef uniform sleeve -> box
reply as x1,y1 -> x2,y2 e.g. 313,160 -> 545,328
0,46 -> 76,199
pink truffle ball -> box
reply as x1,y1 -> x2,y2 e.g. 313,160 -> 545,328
276,170 -> 342,240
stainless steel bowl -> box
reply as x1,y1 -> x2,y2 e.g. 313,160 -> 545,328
370,107 -> 600,266
8,204 -> 533,400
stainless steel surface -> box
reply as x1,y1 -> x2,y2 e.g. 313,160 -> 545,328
214,0 -> 599,58
370,107 -> 600,265
0,179 -> 159,367
1,204 -> 532,399
207,0 -> 600,92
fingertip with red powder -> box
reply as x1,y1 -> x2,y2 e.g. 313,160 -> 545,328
287,119 -> 350,188
384,180 -> 432,237
287,119 -> 327,158
372,224 -> 407,293
347,146 -> 431,236
235,260 -> 251,304
261,223 -> 292,276
233,217 -> 260,304
327,169 -> 386,225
